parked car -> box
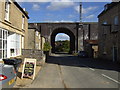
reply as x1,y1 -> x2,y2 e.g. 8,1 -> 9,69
78,51 -> 88,58
3,58 -> 22,72
0,63 -> 16,88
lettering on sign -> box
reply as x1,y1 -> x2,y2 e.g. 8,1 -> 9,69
21,58 -> 36,80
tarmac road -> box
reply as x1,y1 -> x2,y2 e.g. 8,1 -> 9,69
28,54 -> 120,89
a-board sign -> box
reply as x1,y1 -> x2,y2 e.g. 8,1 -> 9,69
21,58 -> 36,80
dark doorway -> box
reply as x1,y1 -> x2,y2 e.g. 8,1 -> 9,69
113,47 -> 118,62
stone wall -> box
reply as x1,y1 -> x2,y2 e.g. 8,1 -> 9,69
22,49 -> 45,66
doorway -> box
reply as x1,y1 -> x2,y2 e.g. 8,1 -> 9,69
113,46 -> 118,62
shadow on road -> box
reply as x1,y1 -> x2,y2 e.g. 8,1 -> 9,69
46,54 -> 120,72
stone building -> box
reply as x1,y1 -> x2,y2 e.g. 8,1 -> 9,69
0,0 -> 29,59
21,23 -> 45,63
78,22 -> 98,58
98,2 -> 120,63
28,23 -> 45,50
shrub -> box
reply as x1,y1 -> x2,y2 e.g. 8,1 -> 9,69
43,42 -> 52,51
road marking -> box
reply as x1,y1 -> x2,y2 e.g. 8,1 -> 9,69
102,74 -> 120,84
82,64 -> 95,71
89,68 -> 95,71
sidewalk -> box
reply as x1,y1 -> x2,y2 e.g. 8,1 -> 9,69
13,64 -> 41,88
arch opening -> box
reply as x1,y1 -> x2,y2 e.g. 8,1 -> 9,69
51,27 -> 75,54
55,33 -> 70,54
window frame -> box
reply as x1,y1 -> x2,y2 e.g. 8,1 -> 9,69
5,0 -> 11,21
111,16 -> 119,32
22,15 -> 25,30
114,16 -> 119,25
0,29 -> 8,59
102,21 -> 108,35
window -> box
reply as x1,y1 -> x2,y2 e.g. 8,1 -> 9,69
7,33 -> 21,57
0,29 -> 8,59
36,31 -> 39,36
102,21 -> 108,35
111,16 -> 119,32
22,15 -> 25,29
21,36 -> 24,49
0,29 -> 22,59
36,44 -> 39,49
114,16 -> 119,25
5,0 -> 10,21
103,22 -> 107,25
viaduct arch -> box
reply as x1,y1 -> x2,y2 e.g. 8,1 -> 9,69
51,27 -> 75,53
28,22 -> 98,54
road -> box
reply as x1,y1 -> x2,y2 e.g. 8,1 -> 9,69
28,54 -> 120,88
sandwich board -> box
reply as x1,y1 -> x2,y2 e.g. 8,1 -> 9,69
21,58 -> 36,80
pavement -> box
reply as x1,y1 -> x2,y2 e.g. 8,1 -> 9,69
13,64 -> 41,88
23,54 -> 120,88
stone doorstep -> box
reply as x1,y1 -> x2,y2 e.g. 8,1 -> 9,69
13,64 -> 42,88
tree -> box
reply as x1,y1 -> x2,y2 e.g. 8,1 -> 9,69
55,40 -> 70,53
43,42 -> 52,51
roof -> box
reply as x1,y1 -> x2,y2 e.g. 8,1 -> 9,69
13,0 -> 29,19
98,2 -> 120,18
28,23 -> 40,32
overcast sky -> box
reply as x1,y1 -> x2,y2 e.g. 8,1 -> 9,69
18,1 -> 111,41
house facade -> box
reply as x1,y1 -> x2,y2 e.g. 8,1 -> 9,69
0,0 -> 29,59
78,23 -> 98,58
98,2 -> 120,63
28,23 -> 45,50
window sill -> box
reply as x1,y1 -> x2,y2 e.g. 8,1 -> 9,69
22,29 -> 25,31
111,31 -> 118,33
4,19 -> 11,24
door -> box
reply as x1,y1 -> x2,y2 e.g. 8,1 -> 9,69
113,47 -> 118,62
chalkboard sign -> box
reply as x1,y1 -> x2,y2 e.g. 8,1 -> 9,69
21,58 -> 36,80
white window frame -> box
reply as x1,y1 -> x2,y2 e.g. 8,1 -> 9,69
21,36 -> 24,49
0,29 -> 8,59
7,32 -> 22,58
22,15 -> 25,29
36,31 -> 39,36
5,0 -> 11,21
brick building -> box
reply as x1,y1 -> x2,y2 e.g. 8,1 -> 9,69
0,0 -> 29,59
98,2 -> 120,63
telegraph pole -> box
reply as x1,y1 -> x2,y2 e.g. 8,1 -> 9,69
80,2 -> 82,23
79,2 -> 84,51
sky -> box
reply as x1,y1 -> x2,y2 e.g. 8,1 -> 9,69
18,1 -> 111,41
55,33 -> 70,41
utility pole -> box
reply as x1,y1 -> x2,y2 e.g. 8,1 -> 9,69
80,2 -> 82,23
79,2 -> 84,51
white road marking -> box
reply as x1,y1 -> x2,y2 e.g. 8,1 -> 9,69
89,68 -> 95,71
102,74 -> 120,84
82,64 -> 95,71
